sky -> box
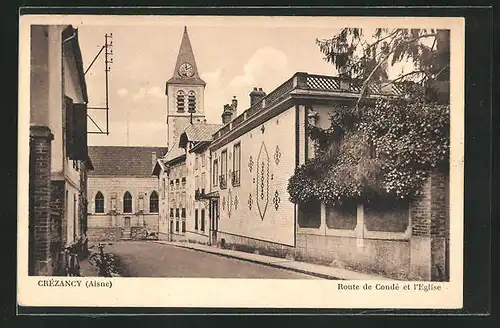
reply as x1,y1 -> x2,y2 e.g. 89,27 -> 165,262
74,16 -> 424,147
76,17 -> 341,147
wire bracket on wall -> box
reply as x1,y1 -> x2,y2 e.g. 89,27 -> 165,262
86,33 -> 113,135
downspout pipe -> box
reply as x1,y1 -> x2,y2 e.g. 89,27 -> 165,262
61,27 -> 77,245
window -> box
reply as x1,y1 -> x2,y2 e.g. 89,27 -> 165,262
170,208 -> 174,218
123,192 -> 132,213
298,200 -> 321,228
188,91 -> 196,113
195,155 -> 199,170
202,154 -> 206,167
162,178 -> 166,199
201,172 -> 206,192
177,91 -> 185,112
95,191 -> 104,213
201,209 -> 205,232
213,159 -> 218,186
195,209 -> 199,230
220,150 -> 227,189
195,175 -> 200,191
149,191 -> 159,213
232,143 -> 241,186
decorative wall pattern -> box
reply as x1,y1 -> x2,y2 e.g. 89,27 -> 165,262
248,156 -> 254,173
228,189 -> 233,218
274,145 -> 282,165
256,142 -> 270,221
234,195 -> 239,210
248,193 -> 253,211
273,190 -> 281,211
222,196 -> 226,211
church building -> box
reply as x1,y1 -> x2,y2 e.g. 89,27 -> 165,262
86,146 -> 167,241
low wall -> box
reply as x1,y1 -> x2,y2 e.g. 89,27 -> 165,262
185,231 -> 210,245
296,233 -> 410,279
217,232 -> 295,259
87,227 -> 122,242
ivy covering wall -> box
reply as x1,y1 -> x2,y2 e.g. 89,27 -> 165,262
287,95 -> 450,207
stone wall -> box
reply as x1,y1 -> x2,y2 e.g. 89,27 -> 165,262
87,227 -> 121,242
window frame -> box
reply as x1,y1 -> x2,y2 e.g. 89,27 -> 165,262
95,191 -> 104,213
177,90 -> 185,113
220,149 -> 228,189
213,158 -> 219,186
187,90 -> 196,113
149,191 -> 159,213
123,191 -> 133,214
232,142 -> 241,187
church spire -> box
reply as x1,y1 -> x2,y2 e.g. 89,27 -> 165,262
166,26 -> 205,87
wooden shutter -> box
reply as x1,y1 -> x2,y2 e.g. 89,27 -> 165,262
72,103 -> 88,160
65,97 -> 74,158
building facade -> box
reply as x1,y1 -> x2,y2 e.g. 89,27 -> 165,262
208,72 -> 449,281
86,146 -> 166,241
29,25 -> 92,276
152,26 -> 450,281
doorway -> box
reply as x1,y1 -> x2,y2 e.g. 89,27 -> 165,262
210,199 -> 219,246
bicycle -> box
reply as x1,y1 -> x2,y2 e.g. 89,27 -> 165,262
88,243 -> 115,277
63,244 -> 81,276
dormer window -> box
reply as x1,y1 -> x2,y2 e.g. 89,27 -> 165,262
177,90 -> 185,112
188,91 -> 196,113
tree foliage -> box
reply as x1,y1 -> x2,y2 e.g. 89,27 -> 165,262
287,28 -> 450,207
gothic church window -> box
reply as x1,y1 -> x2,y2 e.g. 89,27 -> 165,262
150,191 -> 159,213
177,91 -> 185,112
123,191 -> 132,213
188,91 -> 196,113
95,191 -> 104,213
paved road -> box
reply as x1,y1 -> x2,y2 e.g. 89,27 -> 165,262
103,241 -> 318,279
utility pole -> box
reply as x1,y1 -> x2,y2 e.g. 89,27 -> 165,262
104,33 -> 113,136
86,32 -> 113,135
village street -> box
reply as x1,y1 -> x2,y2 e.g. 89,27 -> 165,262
101,241 -> 318,279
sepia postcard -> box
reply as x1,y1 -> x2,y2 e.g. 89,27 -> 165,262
18,13 -> 465,310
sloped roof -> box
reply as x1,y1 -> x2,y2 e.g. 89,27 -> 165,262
163,146 -> 186,163
179,123 -> 223,148
88,146 -> 167,177
166,26 -> 206,87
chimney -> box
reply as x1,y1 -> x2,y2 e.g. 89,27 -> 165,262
231,96 -> 238,112
152,152 -> 157,168
250,87 -> 266,106
221,104 -> 233,125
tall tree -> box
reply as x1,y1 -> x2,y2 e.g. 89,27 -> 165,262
316,28 -> 450,105
288,28 -> 450,207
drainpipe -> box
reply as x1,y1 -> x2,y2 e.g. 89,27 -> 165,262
62,27 -> 77,246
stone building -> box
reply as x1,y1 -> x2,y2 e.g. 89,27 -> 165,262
86,146 -> 167,241
153,26 -> 223,243
29,25 -> 92,276
208,72 -> 450,281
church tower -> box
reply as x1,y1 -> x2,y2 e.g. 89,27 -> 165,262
165,26 -> 206,149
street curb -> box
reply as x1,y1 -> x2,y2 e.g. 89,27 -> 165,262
153,241 -> 343,280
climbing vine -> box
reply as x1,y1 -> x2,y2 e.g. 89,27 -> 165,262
288,96 -> 450,207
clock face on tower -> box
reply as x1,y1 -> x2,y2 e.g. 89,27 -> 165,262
178,62 -> 194,77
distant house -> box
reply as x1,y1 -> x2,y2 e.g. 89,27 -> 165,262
87,146 -> 167,241
29,25 -> 92,276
